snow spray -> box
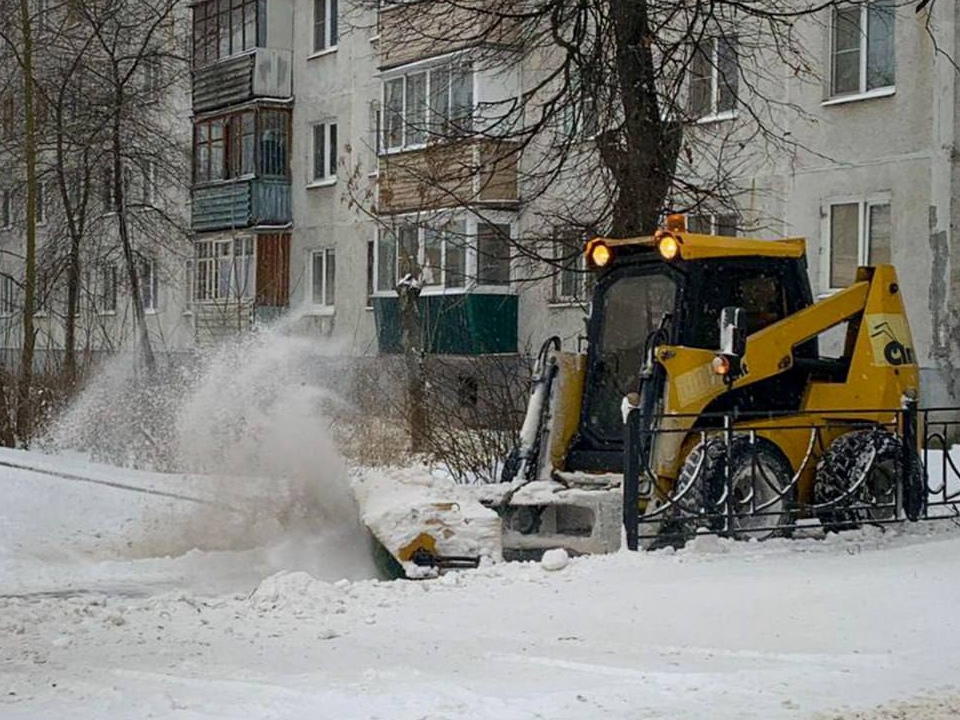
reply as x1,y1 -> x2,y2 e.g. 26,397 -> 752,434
39,314 -> 377,580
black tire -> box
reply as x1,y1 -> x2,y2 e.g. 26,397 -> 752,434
814,426 -> 925,531
668,435 -> 795,542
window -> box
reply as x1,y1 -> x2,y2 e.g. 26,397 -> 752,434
552,237 -> 587,303
36,182 -> 45,225
477,222 -> 510,286
192,0 -> 258,67
98,264 -> 118,314
831,1 -> 895,97
689,268 -> 788,349
375,220 -> 467,292
194,109 -> 286,182
382,62 -> 473,152
310,248 -> 336,307
376,229 -> 397,292
312,122 -> 338,182
260,109 -> 290,178
828,200 -> 892,289
184,259 -> 195,311
140,258 -> 159,312
688,213 -> 738,236
366,240 -> 375,307
1,189 -> 10,229
689,36 -> 738,119
195,237 -> 254,301
313,0 -> 338,53
0,274 -> 15,316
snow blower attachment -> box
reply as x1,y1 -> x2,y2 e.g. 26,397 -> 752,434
361,214 -> 944,575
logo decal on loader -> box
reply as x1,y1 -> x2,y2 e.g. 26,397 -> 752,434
868,315 -> 915,366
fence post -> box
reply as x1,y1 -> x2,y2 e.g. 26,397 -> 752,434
623,396 -> 641,551
724,413 -> 734,536
901,393 -> 921,521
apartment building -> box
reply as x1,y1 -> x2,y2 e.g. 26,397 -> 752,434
3,0 -> 960,407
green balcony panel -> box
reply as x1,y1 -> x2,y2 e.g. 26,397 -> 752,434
373,293 -> 518,355
191,178 -> 291,232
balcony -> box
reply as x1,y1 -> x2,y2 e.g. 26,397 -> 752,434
372,293 -> 518,355
191,178 -> 291,232
192,48 -> 292,114
379,2 -> 517,69
378,140 -> 520,214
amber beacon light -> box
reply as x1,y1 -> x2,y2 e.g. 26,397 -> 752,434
585,239 -> 612,268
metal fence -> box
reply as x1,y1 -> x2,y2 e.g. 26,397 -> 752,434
623,400 -> 960,550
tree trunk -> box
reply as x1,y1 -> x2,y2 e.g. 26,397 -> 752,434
603,0 -> 681,237
111,101 -> 156,375
16,0 -> 37,444
397,278 -> 428,453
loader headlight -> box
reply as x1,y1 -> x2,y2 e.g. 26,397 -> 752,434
658,234 -> 680,261
586,239 -> 612,268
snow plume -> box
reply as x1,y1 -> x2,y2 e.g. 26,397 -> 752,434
38,320 -> 377,580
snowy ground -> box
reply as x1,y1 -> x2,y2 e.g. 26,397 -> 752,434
2,449 -> 960,720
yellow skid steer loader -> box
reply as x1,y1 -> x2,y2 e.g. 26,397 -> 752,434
359,216 -> 923,575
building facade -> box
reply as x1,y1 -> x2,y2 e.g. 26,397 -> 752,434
3,0 -> 960,406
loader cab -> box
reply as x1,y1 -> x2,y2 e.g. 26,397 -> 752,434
566,244 -> 816,473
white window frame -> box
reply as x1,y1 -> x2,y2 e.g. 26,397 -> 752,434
691,36 -> 739,123
194,237 -> 255,303
140,258 -> 159,313
822,194 -> 892,293
310,0 -> 339,56
308,247 -> 336,313
372,212 -> 514,297
824,1 -> 896,105
308,121 -> 338,186
380,56 -> 475,154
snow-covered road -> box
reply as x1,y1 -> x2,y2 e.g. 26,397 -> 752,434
2,449 -> 960,720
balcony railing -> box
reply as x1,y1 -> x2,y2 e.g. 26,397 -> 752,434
191,178 -> 291,232
372,293 -> 518,355
192,48 -> 293,113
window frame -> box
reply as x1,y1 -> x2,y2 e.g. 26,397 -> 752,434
0,273 -> 16,317
194,236 -> 255,303
823,195 -> 892,293
97,263 -> 118,316
140,258 -> 159,313
311,0 -> 339,55
372,214 -> 513,296
310,121 -> 339,185
193,107 -> 290,184
192,0 -> 260,68
309,247 -> 336,311
1,189 -> 11,229
688,213 -> 739,236
826,0 -> 896,103
690,35 -> 740,123
550,236 -> 589,306
380,58 -> 475,154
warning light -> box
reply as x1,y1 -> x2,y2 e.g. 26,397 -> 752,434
586,239 -> 612,268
